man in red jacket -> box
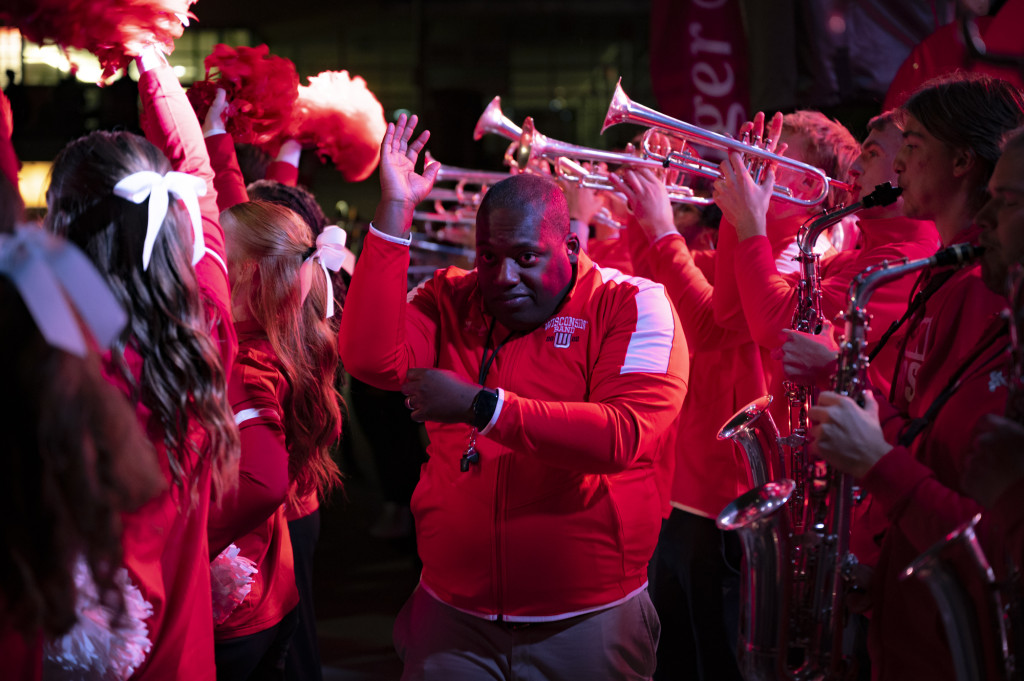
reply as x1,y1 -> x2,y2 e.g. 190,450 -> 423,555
339,114 -> 689,681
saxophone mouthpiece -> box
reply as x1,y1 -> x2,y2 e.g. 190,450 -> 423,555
862,182 -> 903,208
932,243 -> 985,268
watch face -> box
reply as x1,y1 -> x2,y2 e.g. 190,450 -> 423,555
474,389 -> 498,429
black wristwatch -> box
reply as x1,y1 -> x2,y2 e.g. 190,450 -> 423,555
471,388 -> 499,431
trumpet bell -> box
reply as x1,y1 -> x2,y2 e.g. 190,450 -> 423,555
473,96 -> 523,142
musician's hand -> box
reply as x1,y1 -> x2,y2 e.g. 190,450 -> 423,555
714,151 -> 773,241
608,168 -> 675,243
375,114 -> 439,236
738,111 -> 786,155
962,413 -> 1024,508
401,368 -> 479,425
809,391 -> 892,479
775,325 -> 839,389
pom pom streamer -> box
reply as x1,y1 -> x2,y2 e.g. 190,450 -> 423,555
44,556 -> 154,680
210,543 -> 258,625
0,0 -> 196,82
292,70 -> 387,182
187,44 -> 300,146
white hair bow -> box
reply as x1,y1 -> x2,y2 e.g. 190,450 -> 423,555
299,225 -> 349,319
0,227 -> 127,357
112,170 -> 207,271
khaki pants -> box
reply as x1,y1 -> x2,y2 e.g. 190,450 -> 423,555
393,585 -> 660,681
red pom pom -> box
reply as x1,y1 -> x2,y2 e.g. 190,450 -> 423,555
292,70 -> 386,182
1,0 -> 197,82
186,44 -> 299,146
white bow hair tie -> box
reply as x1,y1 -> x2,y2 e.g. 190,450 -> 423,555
113,170 -> 207,271
301,225 -> 348,319
0,228 -> 127,357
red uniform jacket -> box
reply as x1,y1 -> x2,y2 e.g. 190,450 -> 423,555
115,63 -> 235,681
638,233 -> 766,518
339,228 -> 688,619
208,321 -> 300,639
862,315 -> 1010,681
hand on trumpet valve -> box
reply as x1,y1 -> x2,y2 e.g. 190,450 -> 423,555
713,152 -> 774,241
608,168 -> 675,243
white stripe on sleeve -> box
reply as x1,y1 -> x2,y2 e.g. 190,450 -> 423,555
596,266 -> 676,375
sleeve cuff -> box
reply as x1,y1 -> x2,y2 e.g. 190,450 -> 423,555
369,222 -> 412,246
203,128 -> 227,139
478,387 -> 505,436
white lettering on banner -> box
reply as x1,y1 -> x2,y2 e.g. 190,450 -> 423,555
688,22 -> 731,56
692,62 -> 735,97
686,19 -> 743,139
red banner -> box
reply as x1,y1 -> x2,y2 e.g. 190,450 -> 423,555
650,0 -> 749,141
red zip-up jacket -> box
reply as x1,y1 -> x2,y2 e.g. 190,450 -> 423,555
861,314 -> 1011,681
116,62 -> 235,681
208,322 -> 300,639
339,227 -> 688,619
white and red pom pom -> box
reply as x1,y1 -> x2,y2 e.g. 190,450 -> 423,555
44,557 -> 154,680
291,70 -> 387,182
1,0 -> 196,82
210,543 -> 258,625
187,44 -> 300,146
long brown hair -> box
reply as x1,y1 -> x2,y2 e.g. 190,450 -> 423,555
45,130 -> 240,504
221,200 -> 342,501
0,280 -> 164,637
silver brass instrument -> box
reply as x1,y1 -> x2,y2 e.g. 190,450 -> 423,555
555,157 -> 711,206
902,514 -> 1013,681
418,152 -> 511,228
601,79 -> 854,207
473,96 -> 522,143
784,183 -> 903,532
718,242 -> 981,681
515,117 -> 712,205
472,97 -> 524,170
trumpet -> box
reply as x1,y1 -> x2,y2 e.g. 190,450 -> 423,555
516,117 -> 712,205
601,79 -> 855,207
473,96 -> 523,143
473,97 -> 525,170
425,152 -> 512,188
555,157 -> 712,206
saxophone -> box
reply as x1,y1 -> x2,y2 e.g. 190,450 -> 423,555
902,260 -> 1023,681
718,183 -> 902,516
718,241 -> 980,681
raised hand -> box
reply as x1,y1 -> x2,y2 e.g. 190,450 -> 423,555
379,113 -> 439,207
202,88 -> 229,136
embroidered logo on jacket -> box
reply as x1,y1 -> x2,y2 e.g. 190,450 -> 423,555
545,316 -> 588,348
990,369 -> 1008,393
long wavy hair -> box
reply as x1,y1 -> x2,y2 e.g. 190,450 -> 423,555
44,130 -> 239,504
221,200 -> 343,501
0,279 -> 164,637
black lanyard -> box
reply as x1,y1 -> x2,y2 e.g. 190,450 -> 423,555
898,317 -> 1009,448
478,317 -> 518,387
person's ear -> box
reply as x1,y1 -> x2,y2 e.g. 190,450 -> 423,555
952,146 -> 977,179
566,233 -> 580,262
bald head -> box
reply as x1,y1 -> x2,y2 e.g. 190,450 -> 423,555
477,174 -> 570,241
